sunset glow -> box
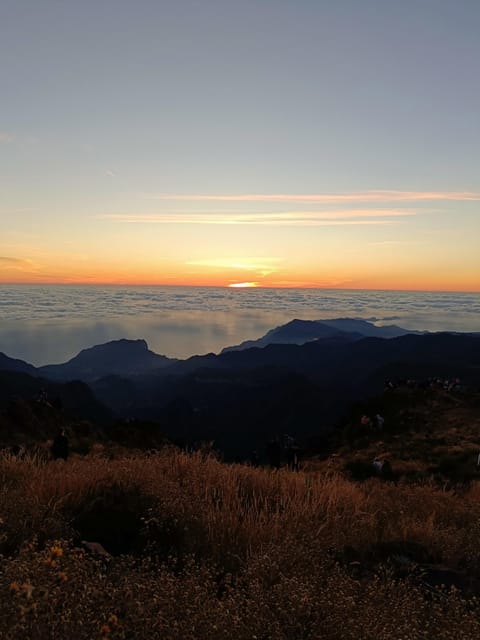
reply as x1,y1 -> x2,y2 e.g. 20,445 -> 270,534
228,282 -> 259,288
1,3 -> 479,293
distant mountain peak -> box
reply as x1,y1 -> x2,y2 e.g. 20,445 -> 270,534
39,338 -> 174,382
222,317 -> 421,353
75,338 -> 150,357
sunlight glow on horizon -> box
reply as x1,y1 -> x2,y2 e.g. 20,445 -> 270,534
3,186 -> 478,292
228,282 -> 259,288
1,3 -> 480,296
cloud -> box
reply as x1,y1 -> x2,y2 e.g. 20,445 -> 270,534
0,256 -> 40,273
104,170 -> 116,177
269,278 -> 354,288
368,240 -> 428,246
0,256 -> 25,264
0,132 -> 14,144
186,257 -> 282,277
100,208 -> 414,227
143,190 -> 480,203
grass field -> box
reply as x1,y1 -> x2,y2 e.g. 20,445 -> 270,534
2,447 -> 480,639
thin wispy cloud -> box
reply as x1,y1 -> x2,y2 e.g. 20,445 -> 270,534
0,132 -> 14,144
0,256 -> 25,264
101,208 -> 414,227
271,278 -> 354,288
0,256 -> 39,273
368,240 -> 429,246
187,257 -> 282,277
143,190 -> 480,203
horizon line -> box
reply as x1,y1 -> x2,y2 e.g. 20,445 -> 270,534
1,282 -> 479,295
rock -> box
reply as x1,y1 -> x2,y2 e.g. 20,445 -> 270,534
80,540 -> 112,559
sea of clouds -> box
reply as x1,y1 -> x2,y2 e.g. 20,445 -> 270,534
1,285 -> 479,366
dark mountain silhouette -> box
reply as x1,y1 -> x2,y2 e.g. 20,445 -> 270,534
0,370 -> 113,431
0,352 -> 37,376
39,339 -> 174,382
3,318 -> 417,384
2,319 -> 479,458
87,332 -> 480,456
1,327 -> 479,459
167,332 -> 479,382
221,318 -> 420,352
317,318 -> 421,338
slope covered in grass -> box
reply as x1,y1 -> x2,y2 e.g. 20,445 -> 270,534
2,449 -> 480,639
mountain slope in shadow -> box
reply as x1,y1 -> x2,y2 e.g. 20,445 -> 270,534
0,352 -> 38,376
0,370 -> 114,427
39,339 -> 174,382
88,333 -> 480,456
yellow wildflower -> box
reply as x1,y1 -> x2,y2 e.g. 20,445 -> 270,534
50,545 -> 63,558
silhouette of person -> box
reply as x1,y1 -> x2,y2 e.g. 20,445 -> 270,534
266,439 -> 282,469
375,414 -> 385,431
51,429 -> 69,461
284,434 -> 299,471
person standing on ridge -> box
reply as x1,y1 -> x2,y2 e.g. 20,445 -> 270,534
51,428 -> 69,461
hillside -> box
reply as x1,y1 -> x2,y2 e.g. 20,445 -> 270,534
308,382 -> 480,484
1,331 -> 480,461
2,446 -> 480,639
1,364 -> 480,637
86,333 -> 480,456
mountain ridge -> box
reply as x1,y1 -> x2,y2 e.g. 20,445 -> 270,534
221,317 -> 422,353
38,338 -> 174,382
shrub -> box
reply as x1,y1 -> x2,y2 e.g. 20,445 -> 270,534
344,459 -> 377,481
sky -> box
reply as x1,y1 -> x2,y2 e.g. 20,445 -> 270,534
1,0 -> 479,291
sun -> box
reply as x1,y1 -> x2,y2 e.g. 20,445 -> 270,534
228,282 -> 259,288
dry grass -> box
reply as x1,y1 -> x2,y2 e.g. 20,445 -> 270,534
2,449 -> 480,638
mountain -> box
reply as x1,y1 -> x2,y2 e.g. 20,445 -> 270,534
88,332 -> 480,456
0,352 -> 38,376
0,370 -> 114,428
315,318 -> 420,338
39,339 -> 174,382
2,329 -> 479,458
221,318 -> 419,352
169,331 -> 445,381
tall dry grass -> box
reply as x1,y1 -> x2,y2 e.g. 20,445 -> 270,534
2,449 -> 480,638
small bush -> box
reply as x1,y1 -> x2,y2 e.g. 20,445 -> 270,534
436,450 -> 480,483
344,459 -> 377,481
69,482 -> 153,555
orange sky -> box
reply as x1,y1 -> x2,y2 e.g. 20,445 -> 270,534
2,188 -> 480,292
